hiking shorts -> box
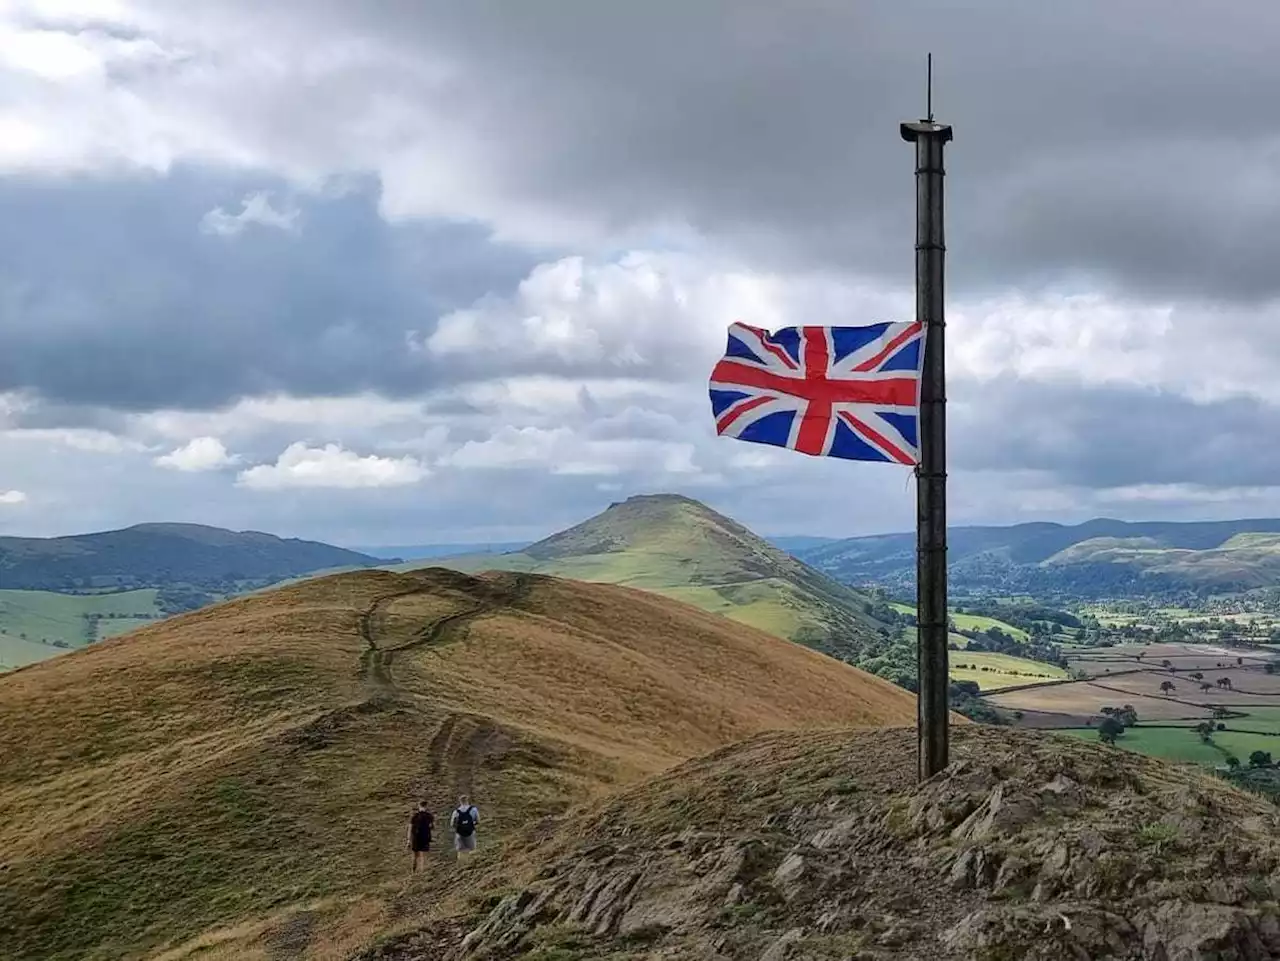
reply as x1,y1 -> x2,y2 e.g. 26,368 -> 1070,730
454,832 -> 476,852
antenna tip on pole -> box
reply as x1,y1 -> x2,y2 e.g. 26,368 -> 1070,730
926,52 -> 934,122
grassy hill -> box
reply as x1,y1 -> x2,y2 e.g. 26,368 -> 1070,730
0,566 -> 916,961
1042,533 -> 1280,589
422,494 -> 901,670
0,522 -> 385,591
799,516 -> 1280,597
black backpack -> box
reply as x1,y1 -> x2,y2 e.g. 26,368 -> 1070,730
455,806 -> 475,838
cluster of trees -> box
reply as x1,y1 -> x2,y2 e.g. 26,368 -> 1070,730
156,586 -> 219,615
951,660 -> 1058,679
935,556 -> 1189,600
948,680 -> 1004,725
82,609 -> 160,643
1096,704 -> 1139,744
1194,720 -> 1227,743
954,602 -> 1082,633
956,625 -> 1069,672
1220,751 -> 1275,770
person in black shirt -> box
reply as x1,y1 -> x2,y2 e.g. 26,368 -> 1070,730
408,800 -> 434,873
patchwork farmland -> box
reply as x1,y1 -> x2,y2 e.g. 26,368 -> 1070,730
982,640 -> 1280,765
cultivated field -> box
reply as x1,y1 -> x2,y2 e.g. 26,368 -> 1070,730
1055,724 -> 1280,767
1092,667 -> 1280,705
950,651 -> 1068,691
984,681 -> 1214,721
0,588 -> 163,665
993,640 -> 1280,768
0,632 -> 54,670
951,611 -> 1029,640
1065,641 -> 1272,679
889,601 -> 1027,643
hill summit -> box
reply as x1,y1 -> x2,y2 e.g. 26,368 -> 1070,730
0,566 -> 914,961
432,494 -> 900,667
525,493 -> 811,580
373,726 -> 1280,961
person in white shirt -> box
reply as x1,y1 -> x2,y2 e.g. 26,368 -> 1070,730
450,794 -> 480,855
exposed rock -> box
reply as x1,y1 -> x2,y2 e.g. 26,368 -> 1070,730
943,904 -> 1137,961
1138,902 -> 1280,961
948,848 -> 977,890
772,853 -> 807,900
993,854 -> 1032,893
438,727 -> 1280,961
809,816 -> 859,850
759,926 -> 804,961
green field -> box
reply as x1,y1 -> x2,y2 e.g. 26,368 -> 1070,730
0,632 -> 57,671
1052,726 -> 1226,764
951,612 -> 1030,641
951,651 -> 1068,691
889,602 -> 1029,642
0,589 -> 162,668
1053,723 -> 1280,767
1222,707 -> 1280,734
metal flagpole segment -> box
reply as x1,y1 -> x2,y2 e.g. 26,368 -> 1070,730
901,56 -> 951,782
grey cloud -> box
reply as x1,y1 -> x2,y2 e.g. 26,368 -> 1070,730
952,381 -> 1280,489
152,0 -> 1280,302
0,169 -> 541,411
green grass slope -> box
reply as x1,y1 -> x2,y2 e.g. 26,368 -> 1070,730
1043,535 -> 1280,588
0,589 -> 164,666
0,567 -> 916,961
428,494 -> 897,665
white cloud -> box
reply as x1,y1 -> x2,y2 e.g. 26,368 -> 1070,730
420,250 -> 906,382
135,393 -> 431,441
200,191 -> 299,237
1,427 -> 147,454
440,424 -> 702,479
0,489 -> 27,504
153,436 -> 239,472
237,442 -> 428,490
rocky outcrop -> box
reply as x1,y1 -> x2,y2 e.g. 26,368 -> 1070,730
379,727 -> 1280,960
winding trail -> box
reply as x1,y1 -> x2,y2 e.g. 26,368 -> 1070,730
353,572 -> 533,805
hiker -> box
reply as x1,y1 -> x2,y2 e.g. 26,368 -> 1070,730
451,794 -> 479,855
408,800 -> 434,872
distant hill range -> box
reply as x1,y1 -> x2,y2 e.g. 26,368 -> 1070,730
795,517 -> 1280,597
351,540 -> 529,561
425,493 -> 905,669
0,522 -> 387,592
0,567 -> 914,960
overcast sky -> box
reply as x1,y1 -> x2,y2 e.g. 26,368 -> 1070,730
1,0 -> 1279,545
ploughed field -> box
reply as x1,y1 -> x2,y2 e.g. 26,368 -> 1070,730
985,642 -> 1280,767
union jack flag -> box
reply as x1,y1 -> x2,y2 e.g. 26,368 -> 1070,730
708,321 -> 925,465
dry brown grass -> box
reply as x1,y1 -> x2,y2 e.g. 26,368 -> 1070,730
0,567 -> 915,961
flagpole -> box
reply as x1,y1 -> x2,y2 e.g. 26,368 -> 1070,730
901,55 -> 952,781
